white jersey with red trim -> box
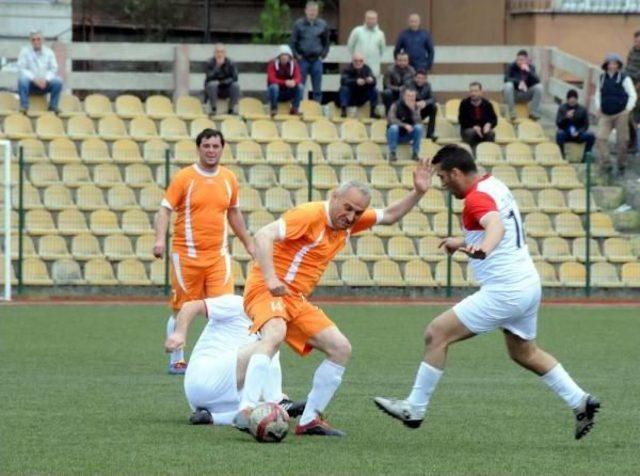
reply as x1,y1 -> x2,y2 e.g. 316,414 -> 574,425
462,175 -> 539,287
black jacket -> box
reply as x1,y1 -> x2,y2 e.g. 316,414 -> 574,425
291,18 -> 330,61
504,62 -> 540,88
555,103 -> 589,133
204,58 -> 238,87
388,99 -> 421,127
409,79 -> 435,105
458,97 -> 498,129
384,65 -> 416,92
340,64 -> 376,88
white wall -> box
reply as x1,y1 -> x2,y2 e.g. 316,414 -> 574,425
0,0 -> 72,41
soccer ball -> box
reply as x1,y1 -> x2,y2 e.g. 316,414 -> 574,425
249,402 -> 290,443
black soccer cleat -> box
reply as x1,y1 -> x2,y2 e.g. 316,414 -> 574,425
574,394 -> 601,440
279,398 -> 306,419
189,408 -> 213,425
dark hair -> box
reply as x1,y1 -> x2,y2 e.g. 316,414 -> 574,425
566,89 -> 579,100
395,50 -> 409,59
469,81 -> 482,89
634,30 -> 640,38
415,69 -> 427,76
195,128 -> 225,147
402,87 -> 417,95
432,145 -> 477,174
517,49 -> 528,57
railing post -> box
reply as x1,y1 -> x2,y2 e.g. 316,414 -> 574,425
17,146 -> 24,295
446,191 -> 453,297
164,149 -> 171,297
584,151 -> 592,297
307,151 -> 313,202
173,44 -> 190,101
52,41 -> 69,92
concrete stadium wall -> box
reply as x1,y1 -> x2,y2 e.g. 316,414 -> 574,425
0,0 -> 72,41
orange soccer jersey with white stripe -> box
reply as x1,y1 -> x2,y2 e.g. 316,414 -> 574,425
245,201 -> 382,297
162,164 -> 238,260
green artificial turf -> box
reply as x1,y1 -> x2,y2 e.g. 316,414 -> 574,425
0,303 -> 638,475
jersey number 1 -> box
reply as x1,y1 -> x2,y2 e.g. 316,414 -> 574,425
508,210 -> 525,248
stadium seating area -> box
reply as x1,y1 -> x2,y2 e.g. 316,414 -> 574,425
1,90 -> 639,289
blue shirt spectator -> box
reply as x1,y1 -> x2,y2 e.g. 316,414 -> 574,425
393,14 -> 435,72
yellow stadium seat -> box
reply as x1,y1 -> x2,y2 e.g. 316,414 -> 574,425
505,142 -> 535,166
30,162 -> 59,187
221,117 -> 249,142
334,240 -> 354,261
370,120 -> 387,144
0,91 -> 19,115
534,142 -> 565,166
491,164 -> 521,188
98,115 -> 129,140
176,95 -> 206,120
433,211 -> 462,237
85,258 -> 118,285
559,262 -> 585,287
373,258 -> 404,285
356,235 -> 385,260
52,259 -> 85,284
13,182 -> 42,210
524,212 -> 556,237
402,211 -> 432,237
400,166 -> 418,189
112,139 -> 143,164
326,141 -> 353,163
312,164 -> 339,189
235,140 -> 264,164
264,187 -> 293,212
19,138 -> 48,163
372,221 -> 402,238
145,95 -> 174,119
61,163 -> 91,188
226,164 -> 246,183
135,234 -> 156,260
248,164 -> 277,189
76,184 -> 107,211
39,234 -> 71,260
129,116 -> 158,141
318,261 -> 342,286
294,187 -> 322,205
36,114 -> 65,140
370,188 -> 385,208
247,210 -> 275,234
296,140 -> 324,162
239,97 -> 269,120
160,117 -> 189,141
371,164 -> 400,189
58,94 -> 83,118
90,210 -> 121,235
445,99 -> 461,124
228,259 -> 243,286
26,209 -> 55,234
122,209 -> 152,235
10,234 -> 36,259
512,189 -> 536,213
104,234 -> 135,260
251,119 -> 279,143
535,261 -> 560,286
108,184 -> 138,211
404,259 -> 437,286
66,115 -> 96,141
340,164 -> 367,183
0,162 -> 20,186
139,185 -> 164,212
567,189 -> 598,214
79,138 -> 109,164
525,236 -> 541,260
434,117 -> 458,144
190,117 -> 217,139
551,165 -> 581,189
43,184 -> 75,210
435,260 -> 466,286
356,141 -> 384,165
155,164 -> 180,187
124,163 -> 154,188
93,163 -> 123,187
419,189 -> 446,213
387,236 -> 417,260
117,258 -> 150,285
115,94 -> 144,118
57,208 -> 89,235
590,213 -> 617,237
49,137 -> 80,164
603,238 -> 635,263
84,94 -> 112,118
230,236 -> 252,262
542,237 -> 573,262
281,119 -> 309,143
279,164 -> 307,189
494,119 -> 516,144
295,100 -> 320,122
537,189 -> 568,213
341,258 -> 373,286
621,262 -> 640,287
4,113 -> 35,139
142,138 -> 169,164
475,142 -> 503,166
311,119 -> 339,144
592,261 -> 622,287
266,140 -> 293,164
418,236 -> 447,262
173,138 -> 199,165
340,119 -> 368,144
572,237 -> 605,262
518,120 -> 547,144
26,95 -> 48,117
23,257 -> 53,285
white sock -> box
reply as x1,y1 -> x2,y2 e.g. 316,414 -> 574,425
407,361 -> 443,413
211,410 -> 237,426
541,363 -> 586,409
261,352 -> 284,403
166,315 -> 184,364
299,359 -> 345,426
239,354 -> 271,410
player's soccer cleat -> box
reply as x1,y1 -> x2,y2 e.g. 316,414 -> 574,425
168,360 -> 188,375
279,398 -> 306,419
573,394 -> 600,440
232,407 -> 252,434
373,397 -> 425,429
295,415 -> 345,437
189,408 -> 213,425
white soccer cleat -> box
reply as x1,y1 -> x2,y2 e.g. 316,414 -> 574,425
373,397 -> 425,429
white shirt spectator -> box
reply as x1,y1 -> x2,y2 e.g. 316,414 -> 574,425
18,44 -> 59,82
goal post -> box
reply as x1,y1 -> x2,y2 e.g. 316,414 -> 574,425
1,140 -> 11,301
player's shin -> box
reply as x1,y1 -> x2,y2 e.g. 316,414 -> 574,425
261,351 -> 284,403
166,315 -> 184,364
299,359 -> 345,425
239,353 -> 271,410
541,363 -> 587,409
406,361 -> 443,416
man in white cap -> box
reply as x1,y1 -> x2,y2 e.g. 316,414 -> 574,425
266,45 -> 303,116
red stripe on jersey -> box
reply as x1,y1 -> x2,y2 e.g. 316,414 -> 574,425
463,176 -> 497,231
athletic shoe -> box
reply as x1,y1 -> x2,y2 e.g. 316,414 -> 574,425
574,394 -> 600,440
295,415 -> 345,437
168,360 -> 188,375
373,397 -> 425,429
279,398 -> 306,418
189,408 -> 213,425
232,408 -> 252,434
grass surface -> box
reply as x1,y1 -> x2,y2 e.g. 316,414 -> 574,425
1,303 -> 639,475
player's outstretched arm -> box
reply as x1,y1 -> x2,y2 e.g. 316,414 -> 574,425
227,207 -> 256,259
164,300 -> 205,352
379,158 -> 432,225
153,206 -> 171,258
460,211 -> 505,259
254,221 -> 289,296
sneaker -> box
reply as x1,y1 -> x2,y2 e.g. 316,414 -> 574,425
573,394 -> 600,440
528,113 -> 541,121
373,397 -> 425,429
295,415 -> 345,437
370,110 -> 381,119
340,107 -> 347,118
48,106 -> 59,114
210,108 -> 217,117
388,152 -> 398,162
411,152 -> 420,162
279,398 -> 306,419
168,360 -> 187,375
427,135 -> 438,143
289,108 -> 300,116
189,408 -> 213,425
232,407 -> 252,434
270,109 -> 277,118
19,107 -> 27,115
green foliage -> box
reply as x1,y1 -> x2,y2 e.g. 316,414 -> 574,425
253,0 -> 291,45
122,0 -> 185,42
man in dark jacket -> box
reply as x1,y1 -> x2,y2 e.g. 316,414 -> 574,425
382,52 -> 415,114
290,1 -> 329,103
458,82 -> 498,148
408,70 -> 437,139
502,49 -> 543,121
386,88 -> 423,162
393,13 -> 434,72
204,43 -> 240,115
338,52 -> 379,118
555,89 -> 594,161
266,45 -> 303,116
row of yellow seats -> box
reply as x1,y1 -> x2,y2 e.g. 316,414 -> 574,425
486,163 -> 582,189
477,142 -> 567,166
23,209 -> 153,236
537,260 -> 640,287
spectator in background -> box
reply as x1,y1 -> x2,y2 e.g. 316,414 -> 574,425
409,70 -> 437,140
382,52 -> 415,114
394,13 -> 435,72
17,30 -> 62,113
347,10 -> 386,78
204,43 -> 240,116
338,52 -> 379,119
458,82 -> 498,149
502,49 -> 543,121
387,88 -> 423,162
595,53 -> 637,177
291,1 -> 329,103
624,30 -> 640,153
266,45 -> 303,116
555,89 -> 594,162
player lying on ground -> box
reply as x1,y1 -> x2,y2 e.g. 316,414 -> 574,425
234,160 -> 433,437
375,145 -> 600,440
164,294 -> 305,425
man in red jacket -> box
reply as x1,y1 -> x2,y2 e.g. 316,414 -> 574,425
267,45 -> 303,116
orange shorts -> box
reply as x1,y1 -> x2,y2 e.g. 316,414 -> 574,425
169,252 -> 234,310
243,284 -> 335,356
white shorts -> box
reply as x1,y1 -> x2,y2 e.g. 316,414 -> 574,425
453,281 -> 542,341
183,351 -> 240,414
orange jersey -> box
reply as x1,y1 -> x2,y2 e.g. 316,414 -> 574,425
162,164 -> 238,259
246,201 -> 382,297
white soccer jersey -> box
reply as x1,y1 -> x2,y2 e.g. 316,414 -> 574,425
461,175 -> 539,287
